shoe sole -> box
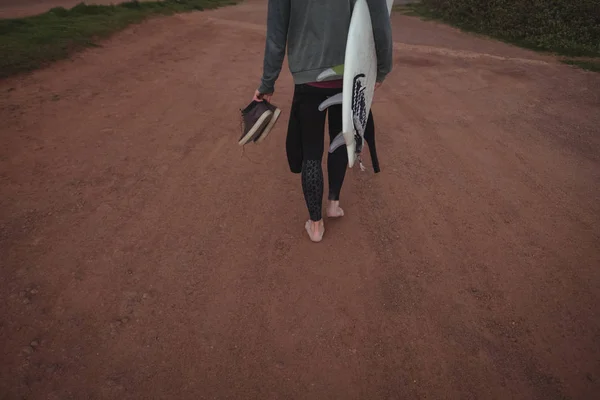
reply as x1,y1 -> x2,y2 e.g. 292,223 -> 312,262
238,110 -> 273,145
255,108 -> 281,143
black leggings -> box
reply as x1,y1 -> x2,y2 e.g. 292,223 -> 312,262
286,84 -> 348,221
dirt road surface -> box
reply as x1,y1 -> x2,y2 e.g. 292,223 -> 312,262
1,0 -> 599,398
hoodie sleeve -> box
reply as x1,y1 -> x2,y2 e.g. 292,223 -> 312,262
258,0 -> 291,94
367,0 -> 393,82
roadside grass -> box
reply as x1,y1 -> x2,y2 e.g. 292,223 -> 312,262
0,0 -> 238,79
395,2 -> 600,73
560,59 -> 600,73
393,3 -> 436,19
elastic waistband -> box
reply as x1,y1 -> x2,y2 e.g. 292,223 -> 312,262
307,79 -> 343,89
293,83 -> 342,96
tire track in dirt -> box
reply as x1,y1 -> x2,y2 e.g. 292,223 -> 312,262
206,16 -> 556,66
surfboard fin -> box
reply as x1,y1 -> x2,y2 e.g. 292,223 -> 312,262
318,93 -> 344,112
316,64 -> 345,82
328,131 -> 347,153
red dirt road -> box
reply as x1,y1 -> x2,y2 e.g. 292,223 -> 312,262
1,1 -> 599,398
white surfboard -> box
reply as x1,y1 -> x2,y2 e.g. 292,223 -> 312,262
318,0 -> 393,169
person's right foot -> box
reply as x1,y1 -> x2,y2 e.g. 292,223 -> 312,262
326,201 -> 344,218
305,219 -> 325,242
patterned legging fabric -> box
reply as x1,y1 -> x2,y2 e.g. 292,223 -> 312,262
301,145 -> 347,221
302,160 -> 324,221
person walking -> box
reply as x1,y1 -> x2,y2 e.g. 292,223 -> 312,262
252,0 -> 392,242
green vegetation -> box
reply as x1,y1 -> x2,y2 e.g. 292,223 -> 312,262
393,2 -> 437,20
0,0 -> 237,79
561,59 -> 600,73
397,0 -> 600,72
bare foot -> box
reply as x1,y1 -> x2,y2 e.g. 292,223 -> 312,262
305,219 -> 325,242
326,201 -> 344,218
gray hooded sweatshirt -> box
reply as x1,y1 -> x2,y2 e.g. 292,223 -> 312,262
258,0 -> 393,94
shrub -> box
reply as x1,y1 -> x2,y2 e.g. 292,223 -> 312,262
420,0 -> 600,56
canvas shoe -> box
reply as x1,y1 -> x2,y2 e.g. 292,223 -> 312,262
253,101 -> 281,143
238,100 -> 273,146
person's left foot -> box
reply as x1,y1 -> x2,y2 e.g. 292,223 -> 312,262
305,219 -> 325,242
